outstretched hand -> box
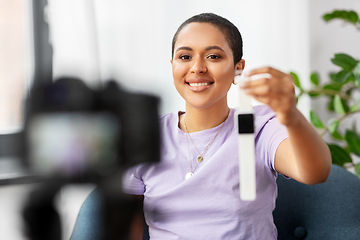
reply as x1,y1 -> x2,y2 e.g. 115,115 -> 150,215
240,67 -> 331,185
240,67 -> 299,126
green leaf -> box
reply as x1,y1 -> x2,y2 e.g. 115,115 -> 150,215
334,94 -> 346,114
328,144 -> 353,166
290,72 -> 301,89
330,73 -> 337,82
323,10 -> 360,24
328,119 -> 343,140
345,130 -> 360,156
323,83 -> 342,91
340,11 -> 348,19
347,74 -> 355,83
353,62 -> 360,87
335,69 -> 352,83
323,13 -> 334,22
355,163 -> 360,178
327,97 -> 350,113
310,110 -> 324,129
348,11 -> 359,23
328,97 -> 335,111
328,119 -> 339,134
330,95 -> 350,113
351,99 -> 360,112
355,79 -> 360,88
344,146 -> 351,154
310,72 -> 320,86
331,53 -> 358,70
343,99 -> 350,113
333,10 -> 341,18
332,131 -> 343,140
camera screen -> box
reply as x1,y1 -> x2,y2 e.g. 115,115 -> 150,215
28,112 -> 119,178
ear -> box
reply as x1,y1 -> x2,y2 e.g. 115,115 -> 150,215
233,59 -> 245,84
235,59 -> 245,72
170,59 -> 173,65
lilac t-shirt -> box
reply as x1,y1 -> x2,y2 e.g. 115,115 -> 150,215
122,106 -> 288,240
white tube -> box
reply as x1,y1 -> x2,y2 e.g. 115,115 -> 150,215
234,71 -> 256,201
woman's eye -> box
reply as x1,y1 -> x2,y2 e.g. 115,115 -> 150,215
179,55 -> 191,60
208,54 -> 221,59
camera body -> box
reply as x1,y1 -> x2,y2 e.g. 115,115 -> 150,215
20,77 -> 160,240
22,77 -> 160,183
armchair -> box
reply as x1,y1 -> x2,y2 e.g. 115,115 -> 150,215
70,164 -> 360,239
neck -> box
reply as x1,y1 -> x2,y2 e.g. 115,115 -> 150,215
180,101 -> 230,133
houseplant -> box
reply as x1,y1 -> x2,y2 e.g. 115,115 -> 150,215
292,10 -> 360,177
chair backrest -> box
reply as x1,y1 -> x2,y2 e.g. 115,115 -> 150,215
273,164 -> 360,240
71,165 -> 360,240
69,189 -> 104,240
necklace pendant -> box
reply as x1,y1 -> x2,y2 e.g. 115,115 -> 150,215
185,172 -> 193,180
196,156 -> 203,163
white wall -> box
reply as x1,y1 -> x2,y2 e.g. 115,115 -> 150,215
49,0 -> 311,115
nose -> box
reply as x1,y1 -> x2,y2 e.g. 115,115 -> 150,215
190,58 -> 207,74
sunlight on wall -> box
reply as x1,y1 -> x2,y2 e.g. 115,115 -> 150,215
0,0 -> 28,130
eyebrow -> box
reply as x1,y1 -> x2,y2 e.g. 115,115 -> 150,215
205,46 -> 225,52
175,45 -> 225,53
175,46 -> 192,53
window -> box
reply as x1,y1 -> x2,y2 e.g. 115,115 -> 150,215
0,0 -> 30,132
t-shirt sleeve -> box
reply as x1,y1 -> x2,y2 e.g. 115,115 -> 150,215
122,165 -> 146,195
263,118 -> 289,171
256,116 -> 289,173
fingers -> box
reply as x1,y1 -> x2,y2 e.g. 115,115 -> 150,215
238,66 -> 298,125
240,67 -> 294,94
240,76 -> 268,88
243,82 -> 271,96
247,66 -> 284,78
242,77 -> 293,96
244,66 -> 297,89
239,66 -> 296,111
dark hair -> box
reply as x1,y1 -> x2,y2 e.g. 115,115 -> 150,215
171,13 -> 243,65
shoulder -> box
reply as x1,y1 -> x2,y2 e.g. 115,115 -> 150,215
158,111 -> 186,138
253,105 -> 277,137
159,111 -> 176,121
159,111 -> 178,129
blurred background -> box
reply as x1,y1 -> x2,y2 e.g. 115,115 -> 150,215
0,0 -> 360,239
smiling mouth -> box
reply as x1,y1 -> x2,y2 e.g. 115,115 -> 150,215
187,82 -> 213,87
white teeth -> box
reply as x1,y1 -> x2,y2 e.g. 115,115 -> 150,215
189,82 -> 211,87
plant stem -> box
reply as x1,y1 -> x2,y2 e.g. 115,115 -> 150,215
320,109 -> 360,136
303,89 -> 351,100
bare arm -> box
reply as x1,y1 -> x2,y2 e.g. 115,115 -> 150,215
241,67 -> 332,185
274,108 -> 331,184
127,195 -> 145,240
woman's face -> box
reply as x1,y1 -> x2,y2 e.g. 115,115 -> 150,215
171,22 -> 243,110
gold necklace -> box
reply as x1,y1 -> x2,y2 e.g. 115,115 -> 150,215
184,114 -> 228,180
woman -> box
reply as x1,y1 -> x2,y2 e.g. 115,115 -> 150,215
123,13 -> 331,239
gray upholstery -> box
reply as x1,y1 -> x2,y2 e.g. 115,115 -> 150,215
70,165 -> 360,239
70,189 -> 104,240
274,164 -> 360,239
